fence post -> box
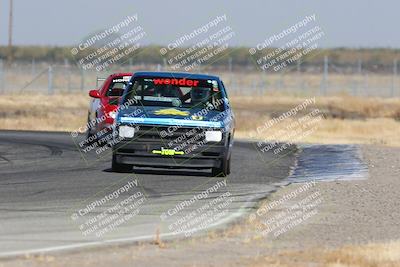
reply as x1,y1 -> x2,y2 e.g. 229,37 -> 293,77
357,59 -> 362,96
277,72 -> 283,92
297,59 -> 302,93
392,59 -> 397,98
65,58 -> 71,93
80,67 -> 85,91
0,59 -> 3,94
48,66 -> 53,95
321,55 -> 328,96
129,58 -> 133,70
31,58 -> 36,77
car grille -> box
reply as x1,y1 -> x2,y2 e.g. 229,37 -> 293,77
133,125 -> 207,143
118,124 -> 223,157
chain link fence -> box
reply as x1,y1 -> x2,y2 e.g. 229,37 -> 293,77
0,58 -> 398,97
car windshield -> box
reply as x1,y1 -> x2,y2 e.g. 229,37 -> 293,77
105,76 -> 131,97
124,77 -> 225,111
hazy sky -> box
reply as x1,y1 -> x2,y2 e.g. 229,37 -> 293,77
0,0 -> 398,48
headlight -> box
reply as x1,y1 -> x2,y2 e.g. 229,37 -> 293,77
119,125 -> 135,138
109,111 -> 117,119
205,130 -> 222,142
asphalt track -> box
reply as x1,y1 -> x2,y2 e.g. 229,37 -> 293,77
0,130 -> 297,257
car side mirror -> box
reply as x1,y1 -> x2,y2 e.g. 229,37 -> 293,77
89,90 -> 101,98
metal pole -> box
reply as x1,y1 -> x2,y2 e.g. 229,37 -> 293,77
392,59 -> 397,98
48,66 -> 53,95
7,0 -> 13,66
163,58 -> 167,71
80,67 -> 85,91
31,58 -> 36,77
321,55 -> 328,96
0,59 -> 4,94
297,59 -> 301,93
65,58 -> 71,92
278,72 -> 284,92
229,57 -> 234,92
356,59 -> 362,96
129,58 -> 133,70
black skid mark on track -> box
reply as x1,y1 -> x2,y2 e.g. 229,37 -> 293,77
41,144 -> 63,156
0,155 -> 12,164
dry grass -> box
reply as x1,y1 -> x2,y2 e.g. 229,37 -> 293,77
231,95 -> 400,146
231,95 -> 400,119
0,93 -> 399,146
0,93 -> 88,132
249,242 -> 400,267
235,118 -> 400,146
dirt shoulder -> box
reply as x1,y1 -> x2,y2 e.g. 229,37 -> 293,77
255,144 -> 400,249
2,144 -> 399,267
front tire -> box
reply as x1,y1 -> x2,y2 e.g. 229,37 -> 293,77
112,154 -> 132,173
212,155 -> 231,177
86,113 -> 97,142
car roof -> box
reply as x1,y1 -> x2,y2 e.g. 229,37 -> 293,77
132,71 -> 220,80
109,72 -> 133,78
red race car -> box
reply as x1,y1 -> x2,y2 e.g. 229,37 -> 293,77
87,72 -> 132,141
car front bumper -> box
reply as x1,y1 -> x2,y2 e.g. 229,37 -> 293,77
113,140 -> 226,168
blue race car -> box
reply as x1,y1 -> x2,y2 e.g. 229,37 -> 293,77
111,72 -> 235,176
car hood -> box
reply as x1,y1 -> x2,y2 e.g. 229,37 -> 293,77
118,106 -> 228,128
